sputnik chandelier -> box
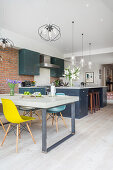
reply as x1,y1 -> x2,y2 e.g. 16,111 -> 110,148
38,24 -> 61,41
0,37 -> 14,49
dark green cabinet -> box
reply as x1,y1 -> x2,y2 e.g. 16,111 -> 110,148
50,57 -> 64,77
19,49 -> 40,75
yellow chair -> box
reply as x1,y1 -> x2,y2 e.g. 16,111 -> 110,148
1,98 -> 36,152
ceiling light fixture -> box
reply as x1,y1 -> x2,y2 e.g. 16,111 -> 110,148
80,33 -> 85,67
88,43 -> 92,69
71,21 -> 76,65
0,37 -> 14,49
38,24 -> 61,41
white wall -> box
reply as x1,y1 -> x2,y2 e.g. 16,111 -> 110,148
34,68 -> 50,86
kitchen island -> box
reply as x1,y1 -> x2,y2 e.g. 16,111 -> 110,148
56,86 -> 107,119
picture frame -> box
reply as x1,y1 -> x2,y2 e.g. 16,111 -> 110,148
85,72 -> 94,83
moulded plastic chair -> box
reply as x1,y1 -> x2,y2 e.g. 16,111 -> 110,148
47,93 -> 67,132
1,98 -> 36,152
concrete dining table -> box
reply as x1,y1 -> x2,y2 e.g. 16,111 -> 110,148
0,94 -> 79,153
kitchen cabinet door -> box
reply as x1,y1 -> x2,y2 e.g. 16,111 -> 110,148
50,57 -> 64,77
80,89 -> 88,117
19,49 -> 40,75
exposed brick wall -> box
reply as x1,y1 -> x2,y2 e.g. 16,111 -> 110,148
0,47 -> 34,94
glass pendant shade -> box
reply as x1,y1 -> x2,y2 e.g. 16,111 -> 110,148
80,33 -> 85,67
88,61 -> 92,69
38,24 -> 61,41
80,58 -> 85,67
88,43 -> 92,69
71,21 -> 76,66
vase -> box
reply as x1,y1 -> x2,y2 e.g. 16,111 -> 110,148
10,87 -> 14,96
70,79 -> 73,87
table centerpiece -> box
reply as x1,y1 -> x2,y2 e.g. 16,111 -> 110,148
7,79 -> 21,96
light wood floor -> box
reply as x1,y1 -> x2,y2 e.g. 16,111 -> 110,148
0,105 -> 113,170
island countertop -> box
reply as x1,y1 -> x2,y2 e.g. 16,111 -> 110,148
56,86 -> 107,89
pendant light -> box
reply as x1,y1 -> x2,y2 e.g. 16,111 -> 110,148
88,43 -> 92,69
71,21 -> 76,65
38,24 -> 61,41
80,33 -> 85,67
38,0 -> 61,42
0,37 -> 14,49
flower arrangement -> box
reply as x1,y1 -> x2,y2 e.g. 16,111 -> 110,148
7,79 -> 21,96
31,81 -> 35,86
64,66 -> 80,86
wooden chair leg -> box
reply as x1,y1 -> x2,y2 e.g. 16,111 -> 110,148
23,111 -> 26,116
26,123 -> 36,144
35,111 -> 42,123
55,114 -> 58,132
19,124 -> 21,139
1,124 -> 11,146
16,124 -> 19,153
29,111 -> 32,126
52,113 -> 54,125
46,113 -> 50,120
96,94 -> 98,111
60,112 -> 67,128
90,94 -> 93,113
98,94 -> 100,110
0,119 -> 6,133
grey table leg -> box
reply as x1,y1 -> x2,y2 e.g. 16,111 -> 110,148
71,102 -> 75,134
42,109 -> 47,153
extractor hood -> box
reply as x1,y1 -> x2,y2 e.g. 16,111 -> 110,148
40,55 -> 60,68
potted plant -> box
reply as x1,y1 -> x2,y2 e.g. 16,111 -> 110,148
7,79 -> 21,96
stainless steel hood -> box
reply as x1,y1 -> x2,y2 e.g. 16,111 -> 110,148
40,55 -> 60,68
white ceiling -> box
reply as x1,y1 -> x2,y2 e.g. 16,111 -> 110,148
0,0 -> 113,55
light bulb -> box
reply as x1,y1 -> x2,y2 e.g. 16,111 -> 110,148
80,58 -> 85,67
53,28 -> 57,35
49,32 -> 52,38
72,60 -> 75,65
42,28 -> 47,35
88,61 -> 92,69
2,43 -> 6,49
71,56 -> 74,60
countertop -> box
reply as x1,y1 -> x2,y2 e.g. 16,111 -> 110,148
56,86 -> 107,89
19,86 -> 107,90
19,86 -> 47,88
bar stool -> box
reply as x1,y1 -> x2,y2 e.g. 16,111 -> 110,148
88,92 -> 95,113
94,92 -> 100,111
